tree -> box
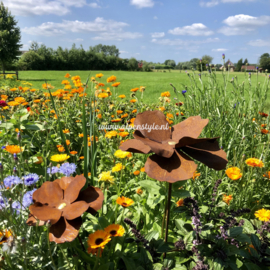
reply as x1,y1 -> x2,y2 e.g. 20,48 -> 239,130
243,58 -> 248,65
259,53 -> 270,71
235,58 -> 243,72
164,59 -> 176,68
0,2 -> 22,74
29,41 -> 40,52
202,55 -> 213,64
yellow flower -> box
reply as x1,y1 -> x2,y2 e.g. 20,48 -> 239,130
63,129 -> 70,134
50,154 -> 70,163
96,73 -> 104,78
112,163 -> 123,172
118,95 -> 126,99
226,167 -> 242,180
104,224 -> 125,237
105,131 -> 118,139
114,149 -> 131,159
255,208 -> 270,222
98,93 -> 109,99
223,194 -> 233,205
87,230 -> 111,249
7,101 -> 20,106
161,91 -> 170,97
245,158 -> 264,168
99,171 -> 114,184
136,188 -> 143,195
176,199 -> 184,207
116,196 -> 134,207
5,145 -> 22,154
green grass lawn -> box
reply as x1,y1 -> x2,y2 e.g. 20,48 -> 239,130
6,70 -> 269,106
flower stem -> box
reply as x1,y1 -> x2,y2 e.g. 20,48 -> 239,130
165,183 -> 172,244
47,228 -> 58,270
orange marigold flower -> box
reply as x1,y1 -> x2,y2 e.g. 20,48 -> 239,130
63,129 -> 70,134
261,124 -> 267,128
161,91 -> 170,97
121,113 -> 128,118
166,113 -> 173,119
105,131 -> 118,139
66,140 -> 70,146
226,167 -> 242,180
119,132 -> 129,138
132,109 -> 137,113
140,167 -> 145,172
96,73 -> 104,78
223,194 -> 233,205
245,158 -> 264,168
112,82 -> 120,87
57,146 -> 65,152
111,119 -> 121,123
136,188 -> 143,195
97,114 -> 102,119
192,171 -> 201,180
118,95 -> 126,99
65,73 -> 71,78
107,75 -> 116,83
98,83 -> 105,86
5,145 -> 22,154
130,99 -> 137,103
159,106 -> 165,111
117,110 -> 123,115
70,151 -> 78,155
176,199 -> 184,207
261,129 -> 269,134
130,87 -> 139,92
133,170 -> 140,176
98,93 -> 109,99
104,224 -> 125,237
116,196 -> 134,207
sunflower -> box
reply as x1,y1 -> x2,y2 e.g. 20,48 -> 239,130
104,224 -> 125,237
116,196 -> 134,207
50,154 -> 70,163
0,229 -> 13,245
87,230 -> 111,249
5,145 -> 22,154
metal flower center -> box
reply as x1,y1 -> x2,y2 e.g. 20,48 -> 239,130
95,238 -> 104,245
168,141 -> 177,145
57,203 -> 66,210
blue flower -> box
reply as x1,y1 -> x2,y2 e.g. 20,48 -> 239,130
24,173 -> 39,186
3,176 -> 21,188
59,163 -> 77,176
1,146 -> 6,150
22,189 -> 36,208
0,193 -> 7,210
182,90 -> 187,95
47,166 -> 59,174
12,201 -> 21,214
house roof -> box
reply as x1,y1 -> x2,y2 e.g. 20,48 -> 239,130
241,65 -> 256,70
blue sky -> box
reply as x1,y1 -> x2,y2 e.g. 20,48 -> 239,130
3,0 -> 270,64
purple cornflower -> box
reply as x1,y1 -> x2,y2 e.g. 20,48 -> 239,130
12,201 -> 21,214
47,166 -> 59,174
222,54 -> 225,59
3,176 -> 21,188
182,90 -> 187,95
59,163 -> 77,176
1,146 -> 6,150
22,189 -> 36,208
24,173 -> 39,186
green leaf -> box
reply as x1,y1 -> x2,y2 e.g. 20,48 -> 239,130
153,263 -> 163,270
138,180 -> 161,193
121,256 -> 136,270
216,201 -> 227,207
145,231 -> 159,241
0,122 -> 14,129
251,234 -> 261,251
244,262 -> 262,270
242,219 -> 255,234
175,219 -> 188,235
236,233 -> 251,244
184,231 -> 194,245
172,266 -> 187,270
172,190 -> 190,198
98,262 -> 114,270
98,216 -> 110,229
74,247 -> 95,264
236,259 -> 243,268
229,227 -> 243,238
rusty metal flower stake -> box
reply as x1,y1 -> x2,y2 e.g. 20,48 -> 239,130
27,175 -> 104,244
120,110 -> 227,244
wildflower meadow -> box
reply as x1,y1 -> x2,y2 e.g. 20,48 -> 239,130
0,58 -> 270,270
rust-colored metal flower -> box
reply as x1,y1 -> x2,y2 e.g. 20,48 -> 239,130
120,111 -> 227,183
26,175 -> 104,243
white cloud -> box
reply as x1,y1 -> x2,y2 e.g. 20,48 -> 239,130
248,39 -> 270,47
218,14 -> 270,35
151,32 -> 165,38
153,16 -> 158,19
200,0 -> 258,7
151,37 -> 219,46
168,23 -> 214,36
130,0 -> 154,8
22,17 -> 129,36
92,32 -> 143,41
89,3 -> 101,8
3,0 -> 86,16
212,48 -> 228,51
120,50 -> 128,54
22,18 -> 143,41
